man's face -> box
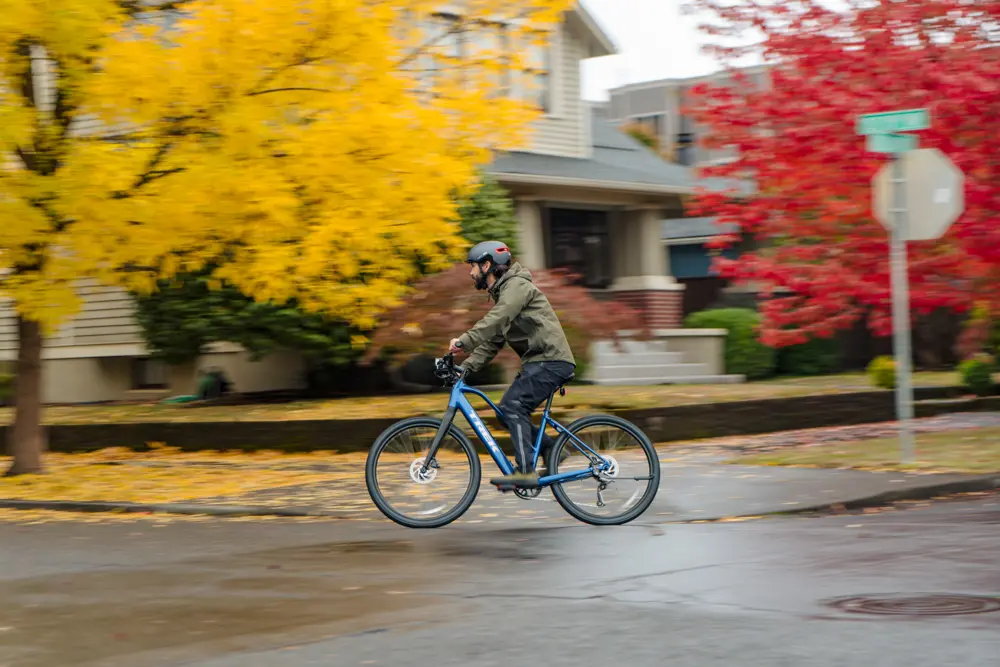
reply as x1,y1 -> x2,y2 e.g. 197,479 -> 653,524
470,261 -> 491,290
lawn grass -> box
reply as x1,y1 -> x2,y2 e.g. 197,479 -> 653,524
0,370 -> 961,426
729,427 -> 1000,474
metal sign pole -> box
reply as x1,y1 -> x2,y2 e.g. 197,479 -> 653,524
889,154 -> 915,464
860,108 -> 964,466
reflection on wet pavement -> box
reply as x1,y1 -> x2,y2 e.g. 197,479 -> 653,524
0,498 -> 997,667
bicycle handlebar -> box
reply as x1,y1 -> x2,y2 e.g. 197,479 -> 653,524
434,352 -> 467,386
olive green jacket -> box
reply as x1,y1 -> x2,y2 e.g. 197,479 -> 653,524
458,262 -> 576,374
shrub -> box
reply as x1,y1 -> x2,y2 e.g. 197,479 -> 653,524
684,308 -> 776,380
364,264 -> 647,382
776,336 -> 841,376
958,353 -> 996,397
454,172 -> 520,256
620,121 -> 660,151
867,355 -> 896,390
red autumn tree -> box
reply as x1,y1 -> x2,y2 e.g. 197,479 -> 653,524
364,264 -> 647,376
682,0 -> 1000,348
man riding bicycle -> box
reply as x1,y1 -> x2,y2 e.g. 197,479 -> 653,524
449,240 -> 576,490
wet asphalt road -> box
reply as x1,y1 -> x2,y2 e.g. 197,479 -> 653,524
1,499 -> 998,667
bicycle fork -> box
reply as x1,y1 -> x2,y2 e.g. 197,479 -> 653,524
420,406 -> 457,474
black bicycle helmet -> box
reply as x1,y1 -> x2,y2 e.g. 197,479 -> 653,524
466,240 -> 512,268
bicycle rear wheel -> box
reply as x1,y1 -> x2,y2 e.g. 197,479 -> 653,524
366,417 -> 481,528
548,414 -> 660,526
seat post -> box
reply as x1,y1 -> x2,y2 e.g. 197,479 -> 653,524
544,387 -> 558,414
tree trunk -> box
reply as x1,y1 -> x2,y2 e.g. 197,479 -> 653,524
5,317 -> 47,476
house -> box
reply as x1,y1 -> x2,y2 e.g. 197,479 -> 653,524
605,64 -> 772,167
603,66 -> 771,318
0,3 -> 743,403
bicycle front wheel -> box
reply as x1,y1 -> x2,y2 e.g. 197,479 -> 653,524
365,417 -> 481,528
548,414 -> 660,526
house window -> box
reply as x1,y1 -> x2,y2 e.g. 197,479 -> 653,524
676,132 -> 696,165
466,19 -> 510,96
132,357 -> 168,390
521,32 -> 551,113
421,13 -> 465,91
419,15 -> 551,112
547,208 -> 612,289
633,113 -> 664,140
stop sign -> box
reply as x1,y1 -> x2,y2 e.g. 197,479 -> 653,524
872,148 -> 965,241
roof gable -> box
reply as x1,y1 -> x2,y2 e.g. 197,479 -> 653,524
568,2 -> 617,58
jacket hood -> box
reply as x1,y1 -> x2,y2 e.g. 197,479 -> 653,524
489,261 -> 532,298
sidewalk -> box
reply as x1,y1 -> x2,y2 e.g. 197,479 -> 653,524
2,412 -> 999,523
159,461 -> 1000,523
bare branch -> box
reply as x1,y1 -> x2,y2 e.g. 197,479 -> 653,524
13,146 -> 37,173
246,17 -> 334,96
395,8 -> 545,69
117,0 -> 197,16
112,141 -> 184,199
396,18 -> 468,69
247,87 -> 333,97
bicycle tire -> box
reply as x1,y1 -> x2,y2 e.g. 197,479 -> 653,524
365,416 -> 482,528
548,414 -> 660,526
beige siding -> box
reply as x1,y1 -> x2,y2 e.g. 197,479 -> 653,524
67,282 -> 144,346
0,306 -> 16,352
522,24 -> 587,159
26,351 -> 307,404
41,357 -> 135,404
0,281 -> 143,352
196,350 -> 308,394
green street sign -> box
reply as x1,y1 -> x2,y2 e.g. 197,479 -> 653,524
867,132 -> 918,154
856,108 -> 930,136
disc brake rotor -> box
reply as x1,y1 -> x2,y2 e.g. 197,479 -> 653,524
409,458 -> 437,484
599,455 -> 620,479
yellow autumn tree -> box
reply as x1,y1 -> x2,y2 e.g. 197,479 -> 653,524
0,0 -> 573,475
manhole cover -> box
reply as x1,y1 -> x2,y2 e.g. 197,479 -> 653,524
827,593 -> 1000,616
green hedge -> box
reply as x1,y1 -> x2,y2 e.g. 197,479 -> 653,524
777,336 -> 841,376
958,353 -> 996,397
685,308 -> 776,380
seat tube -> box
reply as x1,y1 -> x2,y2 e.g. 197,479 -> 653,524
533,391 -> 558,469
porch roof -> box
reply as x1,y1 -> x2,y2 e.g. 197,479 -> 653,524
488,108 -> 747,196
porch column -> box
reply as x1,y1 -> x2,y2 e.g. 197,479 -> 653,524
610,208 -> 633,280
609,207 -> 686,330
515,198 -> 545,270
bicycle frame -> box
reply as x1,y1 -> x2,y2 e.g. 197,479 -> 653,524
422,375 -> 610,487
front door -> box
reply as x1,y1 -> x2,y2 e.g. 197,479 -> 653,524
546,207 -> 612,289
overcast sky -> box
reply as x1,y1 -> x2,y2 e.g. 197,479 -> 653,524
580,0 -> 761,100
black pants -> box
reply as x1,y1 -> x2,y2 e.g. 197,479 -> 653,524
498,361 -> 575,473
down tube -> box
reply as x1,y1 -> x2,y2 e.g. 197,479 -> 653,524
455,392 -> 515,476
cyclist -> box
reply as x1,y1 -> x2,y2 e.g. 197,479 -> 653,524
449,240 -> 576,490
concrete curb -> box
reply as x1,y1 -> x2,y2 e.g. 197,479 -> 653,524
666,473 -> 1000,523
0,499 -> 333,518
1,474 -> 998,521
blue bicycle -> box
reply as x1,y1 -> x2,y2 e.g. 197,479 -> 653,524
365,353 -> 661,528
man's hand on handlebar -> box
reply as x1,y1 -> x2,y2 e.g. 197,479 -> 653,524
434,348 -> 466,385
448,338 -> 464,354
